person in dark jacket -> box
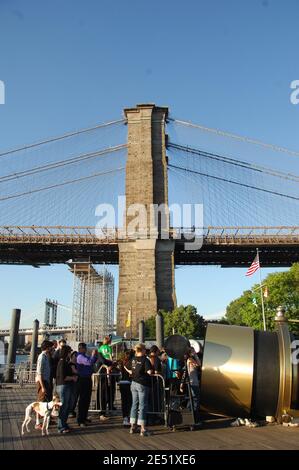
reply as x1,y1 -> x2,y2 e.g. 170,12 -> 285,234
95,351 -> 114,421
148,345 -> 163,424
51,338 -> 67,393
68,351 -> 79,418
56,345 -> 77,433
119,350 -> 134,426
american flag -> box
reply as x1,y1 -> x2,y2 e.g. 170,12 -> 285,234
245,255 -> 260,276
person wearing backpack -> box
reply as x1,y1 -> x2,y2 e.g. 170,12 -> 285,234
125,343 -> 153,436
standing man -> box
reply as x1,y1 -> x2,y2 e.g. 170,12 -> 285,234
51,338 -> 66,394
35,340 -> 53,430
76,343 -> 97,427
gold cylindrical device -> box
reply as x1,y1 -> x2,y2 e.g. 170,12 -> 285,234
200,315 -> 299,419
201,324 -> 254,417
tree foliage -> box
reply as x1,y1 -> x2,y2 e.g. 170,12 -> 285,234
145,305 -> 206,339
225,263 -> 299,331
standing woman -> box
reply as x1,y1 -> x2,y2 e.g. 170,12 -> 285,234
68,351 -> 79,418
148,346 -> 163,424
56,345 -> 77,433
119,350 -> 134,426
125,344 -> 153,436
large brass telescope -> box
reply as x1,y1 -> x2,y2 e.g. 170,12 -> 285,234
200,307 -> 299,419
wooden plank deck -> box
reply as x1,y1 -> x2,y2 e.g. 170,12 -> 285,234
1,385 -> 299,450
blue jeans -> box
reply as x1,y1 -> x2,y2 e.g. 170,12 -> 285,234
130,381 -> 149,426
189,385 -> 201,423
56,384 -> 72,431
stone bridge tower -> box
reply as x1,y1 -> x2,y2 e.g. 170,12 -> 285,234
117,104 -> 176,337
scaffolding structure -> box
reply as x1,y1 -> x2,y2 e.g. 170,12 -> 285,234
68,262 -> 114,343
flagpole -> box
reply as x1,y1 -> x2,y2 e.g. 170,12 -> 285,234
257,248 -> 266,331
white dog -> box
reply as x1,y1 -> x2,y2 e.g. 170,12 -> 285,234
21,396 -> 62,436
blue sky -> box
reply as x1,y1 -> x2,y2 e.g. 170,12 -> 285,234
0,0 -> 298,328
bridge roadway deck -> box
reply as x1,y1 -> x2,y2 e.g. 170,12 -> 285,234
1,385 -> 299,451
0,226 -> 298,267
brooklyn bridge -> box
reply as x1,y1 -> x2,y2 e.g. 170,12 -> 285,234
0,104 -> 298,336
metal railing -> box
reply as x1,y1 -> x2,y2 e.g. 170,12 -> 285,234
90,366 -> 122,413
89,367 -> 167,424
0,362 -> 36,386
0,225 -> 298,244
18,367 -> 37,387
0,326 -> 72,336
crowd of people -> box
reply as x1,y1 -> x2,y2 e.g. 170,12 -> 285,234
35,335 -> 202,436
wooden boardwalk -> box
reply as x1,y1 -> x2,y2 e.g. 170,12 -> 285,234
1,385 -> 299,451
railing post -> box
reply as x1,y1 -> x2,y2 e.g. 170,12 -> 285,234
139,320 -> 145,343
4,308 -> 21,383
156,312 -> 164,350
29,319 -> 39,370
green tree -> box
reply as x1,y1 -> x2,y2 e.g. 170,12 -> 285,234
144,315 -> 156,339
225,263 -> 299,331
145,305 -> 206,339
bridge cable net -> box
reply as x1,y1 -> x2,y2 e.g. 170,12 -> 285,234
167,119 -> 299,230
0,118 -> 127,227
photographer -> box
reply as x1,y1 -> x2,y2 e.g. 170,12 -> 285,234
180,347 -> 202,425
76,343 -> 97,427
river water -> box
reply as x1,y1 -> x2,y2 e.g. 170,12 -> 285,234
15,354 -> 30,365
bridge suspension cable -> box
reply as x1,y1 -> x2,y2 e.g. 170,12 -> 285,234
0,167 -> 125,202
168,142 -> 299,183
0,144 -> 127,183
0,118 -> 126,159
168,163 -> 299,201
169,117 -> 299,158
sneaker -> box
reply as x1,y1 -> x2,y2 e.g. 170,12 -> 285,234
59,428 -> 71,434
100,415 -> 109,422
245,419 -> 259,428
69,412 -> 76,418
140,429 -> 152,437
123,417 -> 130,426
